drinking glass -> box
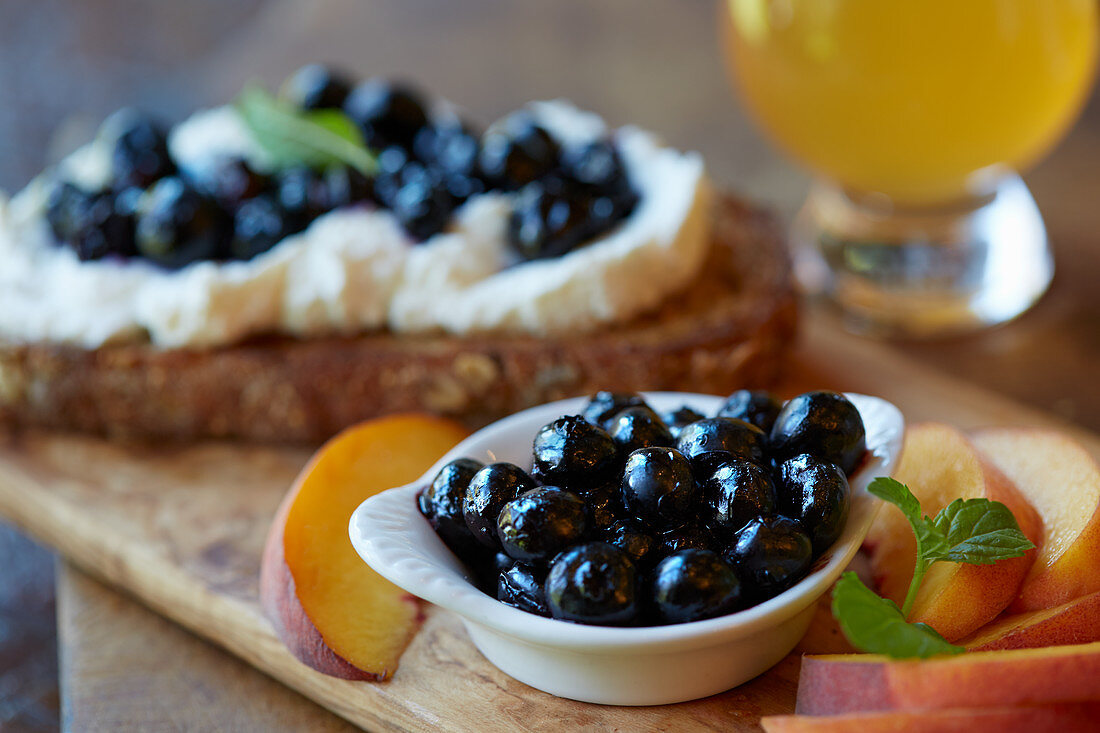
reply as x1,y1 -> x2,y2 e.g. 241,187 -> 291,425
722,0 -> 1098,336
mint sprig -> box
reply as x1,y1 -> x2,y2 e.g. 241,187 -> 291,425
832,573 -> 964,659
833,477 -> 1033,658
234,85 -> 377,175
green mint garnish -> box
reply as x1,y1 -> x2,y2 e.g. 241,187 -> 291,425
234,85 -> 376,175
832,477 -> 1033,658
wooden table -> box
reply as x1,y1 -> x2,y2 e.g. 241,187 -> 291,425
1,1 -> 1098,729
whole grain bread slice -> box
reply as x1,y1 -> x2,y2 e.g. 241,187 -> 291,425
0,194 -> 797,443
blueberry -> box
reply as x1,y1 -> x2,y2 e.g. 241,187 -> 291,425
545,542 -> 637,625
620,447 -> 696,525
189,156 -> 268,209
676,417 -> 768,478
274,167 -> 328,231
322,165 -> 373,209
497,487 -> 587,564
463,462 -> 535,549
391,168 -> 455,241
344,79 -> 428,150
562,139 -> 631,193
498,563 -> 550,617
726,516 -> 813,599
608,405 -> 673,454
703,458 -> 777,536
418,457 -> 484,554
230,195 -> 293,260
651,549 -> 741,624
601,519 -> 655,568
103,108 -> 176,189
47,184 -> 137,261
281,64 -> 353,110
45,181 -> 96,244
414,119 -> 482,179
580,481 -> 624,533
531,415 -> 619,490
661,406 -> 705,441
716,390 -> 784,433
581,391 -> 649,430
134,176 -> 230,268
653,521 -> 716,561
770,391 -> 866,475
776,454 -> 850,554
508,179 -> 593,260
478,113 -> 560,190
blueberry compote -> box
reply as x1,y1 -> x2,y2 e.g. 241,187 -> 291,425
419,389 -> 867,626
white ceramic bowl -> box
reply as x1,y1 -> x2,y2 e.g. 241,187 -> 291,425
350,392 -> 903,705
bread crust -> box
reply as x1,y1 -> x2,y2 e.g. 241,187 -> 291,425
0,194 -> 797,443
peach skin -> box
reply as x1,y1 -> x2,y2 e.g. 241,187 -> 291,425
260,414 -> 468,679
972,428 -> 1100,613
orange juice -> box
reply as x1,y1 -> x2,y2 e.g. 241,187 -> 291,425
723,0 -> 1098,204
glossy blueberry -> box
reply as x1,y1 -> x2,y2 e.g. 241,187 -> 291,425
650,549 -> 741,624
620,447 -> 696,525
190,156 -> 268,209
661,406 -> 705,441
601,519 -> 655,568
716,390 -> 784,433
463,462 -> 535,549
322,165 -> 373,209
726,516 -> 813,598
675,417 -> 767,478
653,521 -> 716,561
390,166 -> 455,241
344,79 -> 428,150
134,176 -> 229,268
608,405 -> 673,454
531,415 -> 618,489
274,167 -> 329,231
498,563 -> 550,617
230,195 -> 293,260
544,542 -> 637,625
703,458 -> 777,535
281,64 -> 353,110
507,179 -> 593,260
770,391 -> 866,475
561,139 -> 631,193
104,108 -> 176,188
497,487 -> 587,563
50,186 -> 137,261
414,118 -> 481,177
418,457 -> 484,553
581,391 -> 649,431
580,481 -> 623,533
776,454 -> 850,554
478,113 -> 560,190
45,181 -> 97,244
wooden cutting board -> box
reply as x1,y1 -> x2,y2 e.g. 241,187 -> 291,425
3,312 -> 1098,732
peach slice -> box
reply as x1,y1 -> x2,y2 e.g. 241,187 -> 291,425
260,414 -> 468,679
795,642 -> 1100,715
763,704 -> 1100,733
865,423 -> 1040,642
971,428 -> 1100,612
959,590 -> 1100,651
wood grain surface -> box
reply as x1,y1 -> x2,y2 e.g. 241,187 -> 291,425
0,0 -> 1098,729
2,313 -> 1098,732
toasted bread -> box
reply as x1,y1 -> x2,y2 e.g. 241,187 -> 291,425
0,194 -> 797,443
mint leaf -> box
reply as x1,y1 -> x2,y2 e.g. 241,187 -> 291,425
831,572 -> 965,659
235,85 -> 376,175
931,498 -> 1035,565
867,477 -> 948,565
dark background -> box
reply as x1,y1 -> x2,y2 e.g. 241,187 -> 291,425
1,2 -> 1098,730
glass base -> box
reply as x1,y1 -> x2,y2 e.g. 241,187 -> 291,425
792,174 -> 1052,338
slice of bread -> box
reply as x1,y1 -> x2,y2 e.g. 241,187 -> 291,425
0,194 -> 797,443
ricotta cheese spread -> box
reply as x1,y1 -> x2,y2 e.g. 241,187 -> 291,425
0,100 -> 712,349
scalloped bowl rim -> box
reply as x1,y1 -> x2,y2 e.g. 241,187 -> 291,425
350,392 -> 903,654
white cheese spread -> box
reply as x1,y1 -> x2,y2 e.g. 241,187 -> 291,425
0,100 -> 712,349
